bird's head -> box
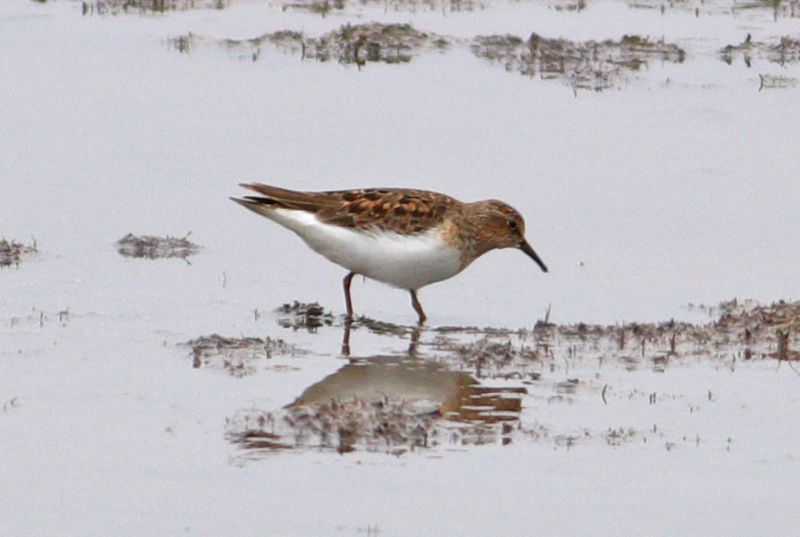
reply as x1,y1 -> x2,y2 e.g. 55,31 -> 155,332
470,200 -> 548,272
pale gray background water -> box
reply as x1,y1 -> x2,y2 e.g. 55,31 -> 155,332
1,1 -> 799,535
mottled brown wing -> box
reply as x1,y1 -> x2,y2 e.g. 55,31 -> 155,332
317,188 -> 457,234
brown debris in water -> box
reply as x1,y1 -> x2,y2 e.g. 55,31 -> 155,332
170,25 -> 687,90
270,298 -> 800,369
216,30 -> 305,55
210,298 -> 800,456
116,232 -> 200,259
186,333 -> 306,377
0,238 -> 37,268
282,0 -> 481,15
80,0 -> 228,15
227,392 -> 520,454
712,299 -> 800,359
471,33 -> 685,90
429,299 -> 800,375
611,0 -> 799,19
78,0 -> 800,17
443,336 -> 541,379
721,35 -> 800,65
277,301 -> 335,331
758,73 -> 798,90
306,23 -> 449,65
172,23 -> 451,65
5,307 -> 71,329
228,399 -> 436,454
272,298 -> 800,368
534,298 -> 800,367
223,350 -> 525,454
351,316 -> 417,337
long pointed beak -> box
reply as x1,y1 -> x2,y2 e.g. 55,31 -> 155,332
519,239 -> 548,272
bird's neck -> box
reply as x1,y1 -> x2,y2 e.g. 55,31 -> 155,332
450,203 -> 495,266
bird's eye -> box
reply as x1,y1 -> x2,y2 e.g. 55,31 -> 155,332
507,220 -> 518,230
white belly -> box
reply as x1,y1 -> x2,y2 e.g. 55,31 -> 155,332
265,208 -> 463,290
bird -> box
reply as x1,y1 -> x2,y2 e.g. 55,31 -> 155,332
231,183 -> 547,324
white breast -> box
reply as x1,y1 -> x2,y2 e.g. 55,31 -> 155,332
263,208 -> 463,290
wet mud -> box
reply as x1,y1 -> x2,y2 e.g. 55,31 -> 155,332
116,232 -> 200,259
0,238 -> 37,268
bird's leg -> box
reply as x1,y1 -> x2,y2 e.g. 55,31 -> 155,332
341,318 -> 352,357
343,272 -> 356,319
409,290 -> 427,325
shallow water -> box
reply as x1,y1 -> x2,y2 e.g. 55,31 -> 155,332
1,0 -> 799,535
3,0 -> 800,326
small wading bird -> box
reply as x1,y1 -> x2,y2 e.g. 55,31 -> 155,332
232,183 -> 548,325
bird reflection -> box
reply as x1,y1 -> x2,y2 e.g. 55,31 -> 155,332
288,353 -> 524,425
226,320 -> 527,453
340,318 -> 421,357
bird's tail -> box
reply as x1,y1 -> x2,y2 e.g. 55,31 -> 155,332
230,183 -> 338,215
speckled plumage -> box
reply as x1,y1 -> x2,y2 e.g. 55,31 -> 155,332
232,183 -> 547,324
238,184 -> 456,235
